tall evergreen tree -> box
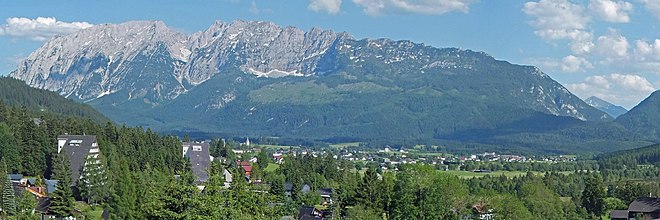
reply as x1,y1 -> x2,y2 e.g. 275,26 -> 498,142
0,123 -> 20,173
49,150 -> 74,217
0,159 -> 16,215
78,153 -> 109,204
357,168 -> 382,210
15,187 -> 38,219
582,173 -> 606,218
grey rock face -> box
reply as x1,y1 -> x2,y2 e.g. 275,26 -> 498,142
10,20 -> 349,102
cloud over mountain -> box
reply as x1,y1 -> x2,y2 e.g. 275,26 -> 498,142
0,17 -> 93,41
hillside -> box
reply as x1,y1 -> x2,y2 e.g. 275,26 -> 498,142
616,90 -> 660,141
0,77 -> 108,123
599,143 -> 660,169
8,20 -> 620,153
585,96 -> 628,118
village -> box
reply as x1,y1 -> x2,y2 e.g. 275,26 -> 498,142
4,135 -> 656,220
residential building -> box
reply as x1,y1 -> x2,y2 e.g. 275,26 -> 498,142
238,160 -> 253,177
182,142 -> 212,185
298,206 -> 324,220
318,188 -> 333,205
57,135 -> 102,186
610,197 -> 660,220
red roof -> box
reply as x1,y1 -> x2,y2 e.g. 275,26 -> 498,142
243,165 -> 253,172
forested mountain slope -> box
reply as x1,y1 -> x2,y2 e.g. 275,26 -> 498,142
0,77 -> 108,123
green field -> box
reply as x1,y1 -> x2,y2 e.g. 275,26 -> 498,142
259,144 -> 292,150
75,201 -> 104,220
264,163 -> 280,172
329,142 -> 361,149
439,170 -> 573,179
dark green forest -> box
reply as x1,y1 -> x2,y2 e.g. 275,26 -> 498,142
0,77 -> 108,123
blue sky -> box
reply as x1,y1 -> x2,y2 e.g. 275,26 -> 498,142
1,0 -> 659,108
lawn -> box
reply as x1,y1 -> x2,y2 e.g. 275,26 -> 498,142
329,142 -> 361,149
75,201 -> 104,219
87,207 -> 105,220
264,163 -> 280,172
439,170 -> 530,179
260,144 -> 292,150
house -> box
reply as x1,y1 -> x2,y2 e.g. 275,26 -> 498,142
249,157 -> 258,163
298,206 -> 324,220
610,197 -> 660,220
57,135 -> 102,186
318,188 -> 333,205
182,142 -> 212,185
45,179 -> 59,195
238,160 -> 253,177
8,174 -> 23,183
272,153 -> 284,164
35,197 -> 52,219
610,210 -> 629,220
223,169 -> 232,188
470,201 -> 494,220
628,197 -> 660,219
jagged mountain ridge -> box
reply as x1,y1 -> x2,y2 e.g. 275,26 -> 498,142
10,20 -> 613,149
12,20 -> 348,103
585,96 -> 628,118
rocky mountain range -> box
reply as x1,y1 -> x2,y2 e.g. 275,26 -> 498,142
585,96 -> 628,118
10,20 -> 624,152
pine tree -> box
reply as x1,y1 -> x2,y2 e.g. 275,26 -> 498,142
0,159 -> 16,215
582,173 -> 606,218
0,123 -> 20,173
357,168 -> 382,210
78,152 -> 109,204
49,150 -> 74,217
15,187 -> 38,219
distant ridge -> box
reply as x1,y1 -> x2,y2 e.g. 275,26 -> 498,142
585,96 -> 627,118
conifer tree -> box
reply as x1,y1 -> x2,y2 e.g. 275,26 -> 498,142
78,153 -> 109,204
582,173 -> 606,218
0,159 -> 16,215
49,150 -> 74,217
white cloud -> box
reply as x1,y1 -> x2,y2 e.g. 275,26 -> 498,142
634,39 -> 660,61
0,17 -> 93,41
523,0 -> 594,54
593,29 -> 629,61
632,38 -> 660,72
248,1 -> 273,14
588,0 -> 633,23
561,55 -> 593,72
567,73 -> 656,108
529,55 -> 593,72
352,0 -> 478,16
309,0 -> 343,14
641,0 -> 660,19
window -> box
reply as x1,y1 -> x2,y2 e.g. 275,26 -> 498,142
193,145 -> 202,151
